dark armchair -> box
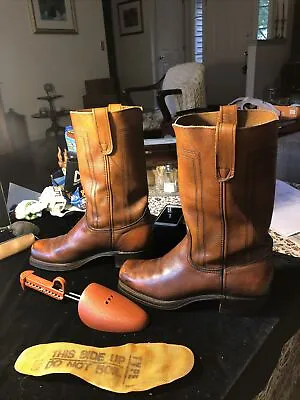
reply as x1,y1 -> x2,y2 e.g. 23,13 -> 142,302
122,62 -> 207,138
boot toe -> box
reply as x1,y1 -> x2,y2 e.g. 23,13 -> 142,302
119,259 -> 141,286
31,239 -> 46,260
119,258 -> 159,294
119,258 -> 153,285
31,238 -> 56,263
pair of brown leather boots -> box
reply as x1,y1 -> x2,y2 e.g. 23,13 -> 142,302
30,104 -> 278,313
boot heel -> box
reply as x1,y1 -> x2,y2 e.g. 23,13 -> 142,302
115,251 -> 147,269
219,296 -> 267,315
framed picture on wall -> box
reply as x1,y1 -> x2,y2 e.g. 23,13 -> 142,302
28,0 -> 78,34
118,0 -> 143,36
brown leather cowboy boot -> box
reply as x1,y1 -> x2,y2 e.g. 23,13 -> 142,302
30,105 -> 152,271
118,105 -> 278,313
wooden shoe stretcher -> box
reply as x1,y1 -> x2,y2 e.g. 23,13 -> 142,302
20,270 -> 148,333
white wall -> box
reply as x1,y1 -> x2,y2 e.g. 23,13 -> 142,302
246,40 -> 291,98
0,87 -> 11,154
111,0 -> 155,108
0,0 -> 109,142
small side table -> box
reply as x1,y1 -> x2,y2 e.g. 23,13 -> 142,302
32,94 -> 70,141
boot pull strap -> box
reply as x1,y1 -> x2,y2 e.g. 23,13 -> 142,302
108,104 -> 123,112
215,105 -> 237,182
94,108 -> 113,155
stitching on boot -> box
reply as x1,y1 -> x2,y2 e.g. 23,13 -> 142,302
104,155 -> 114,247
180,149 -> 206,268
221,182 -> 228,297
225,247 -> 272,269
179,148 -> 223,273
81,135 -> 97,225
86,207 -> 150,233
219,180 -> 225,295
121,130 -> 130,225
92,111 -> 104,227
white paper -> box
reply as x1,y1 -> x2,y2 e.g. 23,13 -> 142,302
270,180 -> 300,237
163,182 -> 177,193
144,137 -> 176,146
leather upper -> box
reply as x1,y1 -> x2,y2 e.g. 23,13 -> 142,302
119,106 -> 278,300
174,107 -> 278,269
31,105 -> 151,265
70,106 -> 148,230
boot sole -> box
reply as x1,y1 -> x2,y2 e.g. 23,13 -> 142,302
118,280 -> 268,314
29,250 -> 145,272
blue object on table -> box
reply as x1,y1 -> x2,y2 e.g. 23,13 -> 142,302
65,125 -> 76,153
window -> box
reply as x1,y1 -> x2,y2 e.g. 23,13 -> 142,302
194,0 -> 203,62
257,0 -> 288,40
257,0 -> 270,40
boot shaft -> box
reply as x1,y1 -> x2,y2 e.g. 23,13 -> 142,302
173,106 -> 278,268
70,105 -> 148,230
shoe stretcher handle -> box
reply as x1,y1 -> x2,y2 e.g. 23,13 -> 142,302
20,270 -> 66,300
0,234 -> 35,260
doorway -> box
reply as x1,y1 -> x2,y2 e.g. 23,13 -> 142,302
153,0 -> 187,80
203,0 -> 257,105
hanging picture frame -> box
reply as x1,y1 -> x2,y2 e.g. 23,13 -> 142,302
28,0 -> 78,34
118,0 -> 143,36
